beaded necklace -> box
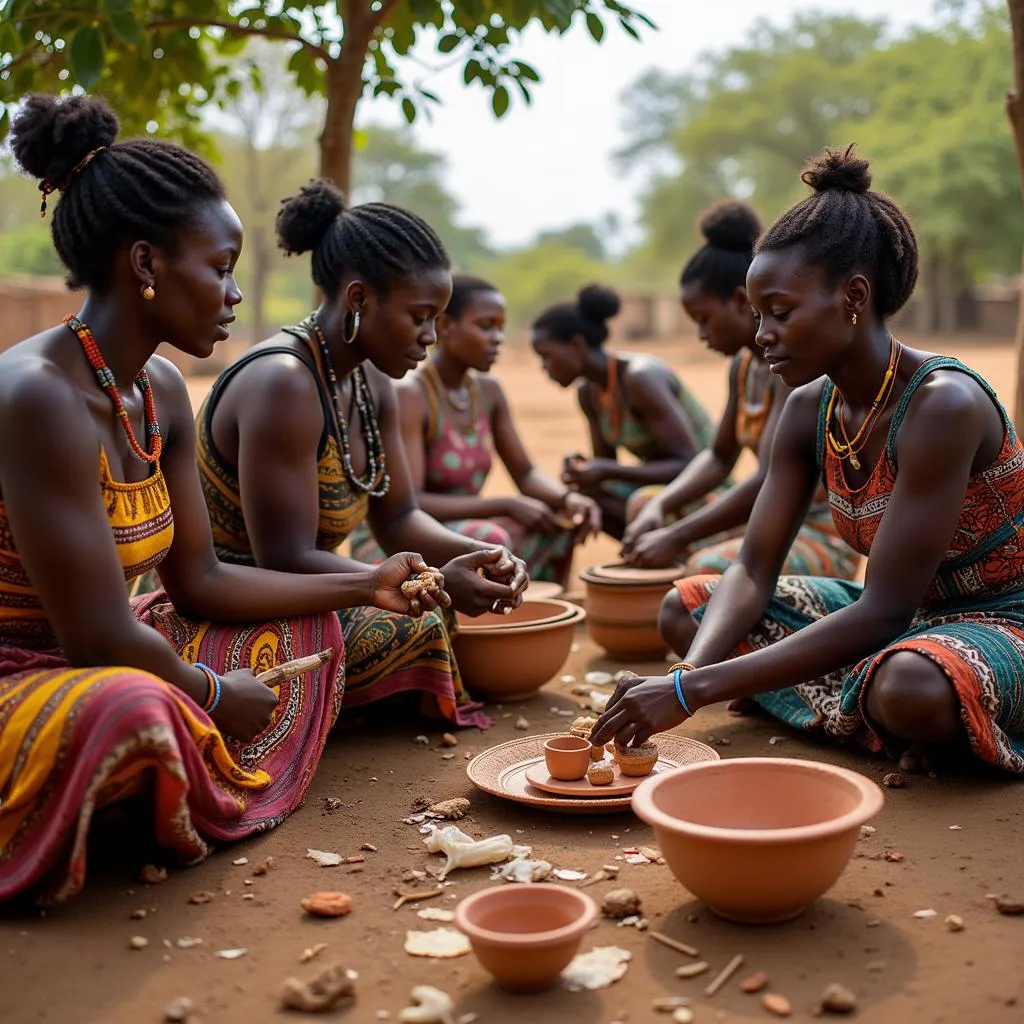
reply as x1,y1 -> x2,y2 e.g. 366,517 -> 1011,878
423,359 -> 480,436
302,313 -> 390,498
598,355 -> 623,438
825,337 -> 902,471
64,314 -> 162,464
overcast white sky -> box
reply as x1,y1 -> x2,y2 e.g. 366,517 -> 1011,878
357,0 -> 942,249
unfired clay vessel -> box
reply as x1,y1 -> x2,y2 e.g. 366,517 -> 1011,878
543,735 -> 592,780
454,883 -> 598,992
456,598 -> 577,632
579,563 -> 680,660
452,601 -> 585,701
631,757 -> 884,924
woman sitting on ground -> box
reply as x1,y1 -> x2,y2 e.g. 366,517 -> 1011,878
620,201 -> 858,582
594,146 -> 1024,776
531,284 -> 716,540
0,94 -> 447,902
196,183 -> 527,731
350,275 -> 602,587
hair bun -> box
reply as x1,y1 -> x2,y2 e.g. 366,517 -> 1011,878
577,283 -> 620,324
276,178 -> 346,255
699,200 -> 761,252
800,144 -> 871,194
9,93 -> 119,186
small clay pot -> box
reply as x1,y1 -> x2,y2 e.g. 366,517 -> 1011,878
454,883 -> 598,992
579,564 -> 676,660
544,735 -> 592,780
631,757 -> 885,924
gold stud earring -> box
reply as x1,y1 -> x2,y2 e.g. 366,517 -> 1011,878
851,311 -> 858,326
142,283 -> 156,301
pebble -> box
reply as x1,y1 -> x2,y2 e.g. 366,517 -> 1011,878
762,992 -> 792,1017
674,961 -> 709,979
139,864 -> 167,885
128,935 -> 148,950
652,996 -> 692,1011
441,733 -> 458,747
163,997 -> 195,1023
672,1010 -> 694,1024
413,735 -> 429,745
860,825 -> 876,838
740,970 -> 769,993
514,716 -> 530,730
946,914 -> 965,932
232,857 -> 248,866
820,983 -> 857,1014
129,909 -> 147,920
995,895 -> 1024,915
866,961 -> 887,973
300,891 -> 353,918
882,772 -> 905,789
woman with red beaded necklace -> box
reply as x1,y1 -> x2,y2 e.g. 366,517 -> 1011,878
593,146 -> 1024,776
0,93 -> 450,903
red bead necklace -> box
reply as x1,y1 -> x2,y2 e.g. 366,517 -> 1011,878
64,314 -> 163,464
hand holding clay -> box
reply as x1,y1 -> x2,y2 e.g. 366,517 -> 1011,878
622,525 -> 682,569
371,553 -> 450,616
591,671 -> 689,749
442,548 -> 522,617
620,500 -> 664,556
563,491 -> 602,541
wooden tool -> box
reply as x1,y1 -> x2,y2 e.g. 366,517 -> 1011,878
255,649 -> 334,687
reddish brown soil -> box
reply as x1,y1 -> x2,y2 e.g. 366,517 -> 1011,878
2,338 -> 1022,1024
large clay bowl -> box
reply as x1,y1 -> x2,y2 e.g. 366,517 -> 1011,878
452,603 -> 586,701
578,563 -> 681,660
456,598 -> 578,632
455,883 -> 597,992
632,757 -> 884,924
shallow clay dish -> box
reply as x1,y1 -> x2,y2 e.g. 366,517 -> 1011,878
631,757 -> 885,924
455,883 -> 598,992
452,603 -> 586,701
467,733 -> 719,814
525,757 -> 667,798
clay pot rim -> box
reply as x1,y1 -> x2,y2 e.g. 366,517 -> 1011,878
631,757 -> 884,844
457,598 -> 580,631
579,565 -> 681,588
455,883 -> 598,948
455,603 -> 586,636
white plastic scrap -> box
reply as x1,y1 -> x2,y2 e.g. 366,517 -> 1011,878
416,907 -> 457,923
306,848 -> 342,867
398,985 -> 456,1024
587,691 -> 610,713
215,948 -> 248,959
404,928 -> 471,958
913,909 -> 938,918
561,946 -> 632,991
552,868 -> 588,881
493,859 -> 552,883
423,824 -> 514,880
585,671 -> 615,687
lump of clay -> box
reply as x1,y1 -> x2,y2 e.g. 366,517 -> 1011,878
401,569 -> 444,598
427,798 -> 470,820
398,986 -> 456,1023
280,963 -> 357,1013
601,888 -> 643,920
587,760 -> 614,785
493,858 -> 552,883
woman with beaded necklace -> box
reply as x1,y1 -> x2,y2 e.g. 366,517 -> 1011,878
196,181 -> 527,729
593,146 -> 1024,776
350,274 -> 602,587
0,94 -> 450,902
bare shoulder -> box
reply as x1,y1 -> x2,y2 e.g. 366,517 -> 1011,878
0,341 -> 86,426
477,373 -> 506,407
899,366 -> 999,446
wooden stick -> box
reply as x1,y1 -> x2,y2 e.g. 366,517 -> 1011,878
392,886 -> 445,911
649,930 -> 700,958
255,649 -> 333,687
705,954 -> 744,997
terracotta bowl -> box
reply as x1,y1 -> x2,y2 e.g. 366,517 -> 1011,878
456,598 -> 578,632
454,883 -> 598,992
578,563 -> 681,660
544,735 -> 592,780
452,603 -> 586,701
631,757 -> 884,924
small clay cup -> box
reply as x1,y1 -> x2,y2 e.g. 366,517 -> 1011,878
544,735 -> 592,780
455,883 -> 598,992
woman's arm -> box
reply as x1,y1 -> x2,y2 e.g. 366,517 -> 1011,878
0,360 -> 210,704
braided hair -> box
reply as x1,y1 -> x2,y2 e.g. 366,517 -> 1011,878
447,274 -> 499,320
276,179 -> 449,299
680,201 -> 761,299
756,145 -> 918,318
9,93 -> 225,291
532,284 -> 621,349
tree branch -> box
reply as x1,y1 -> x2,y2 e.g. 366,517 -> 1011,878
146,17 -> 330,59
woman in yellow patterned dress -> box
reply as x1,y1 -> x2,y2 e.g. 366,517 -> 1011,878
196,180 -> 527,728
0,95 -> 446,902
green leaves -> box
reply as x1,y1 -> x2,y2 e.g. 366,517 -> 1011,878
586,12 -> 604,41
491,83 -> 509,117
109,12 -> 142,46
69,26 -> 105,89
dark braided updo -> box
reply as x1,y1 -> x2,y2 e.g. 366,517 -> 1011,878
276,178 -> 449,299
680,201 -> 761,299
532,284 -> 621,349
9,93 -> 225,291
756,145 -> 918,318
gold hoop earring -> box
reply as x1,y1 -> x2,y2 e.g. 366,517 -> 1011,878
343,309 -> 361,345
142,284 -> 156,301
851,311 -> 858,326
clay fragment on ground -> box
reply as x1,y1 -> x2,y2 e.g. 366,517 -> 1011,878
819,982 -> 858,1014
214,948 -> 247,959
946,914 -> 965,931
306,848 -> 343,867
882,772 -> 905,789
996,895 -> 1024,915
427,798 -> 470,820
163,997 -> 195,1023
561,946 -> 632,990
188,891 -> 215,905
397,985 -> 455,1023
441,733 -> 458,747
139,864 -> 167,884
323,797 -> 343,811
416,907 -> 456,922
129,908 -> 147,920
675,961 -> 709,979
280,963 -> 357,1013
300,942 -> 328,963
514,715 -> 530,730
403,927 -> 471,958
413,735 -> 430,746
671,1010 -> 694,1024
493,858 -> 552,883
301,892 -> 353,918
601,888 -> 642,920
740,970 -> 769,993
885,849 -> 905,862
652,996 -> 692,1012
252,857 -> 274,876
762,992 -> 793,1017
128,935 -> 148,950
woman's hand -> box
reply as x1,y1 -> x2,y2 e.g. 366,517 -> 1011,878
591,670 -> 691,748
212,668 -> 281,742
622,525 -> 683,569
370,552 -> 451,616
563,492 -> 602,541
620,501 -> 664,556
562,456 -> 614,492
502,495 -> 560,533
442,547 -> 528,617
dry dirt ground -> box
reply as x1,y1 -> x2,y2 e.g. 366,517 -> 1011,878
2,337 -> 1023,1024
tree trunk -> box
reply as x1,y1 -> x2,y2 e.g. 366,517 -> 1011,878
1005,0 -> 1024,434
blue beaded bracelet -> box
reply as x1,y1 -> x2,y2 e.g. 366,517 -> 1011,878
671,663 -> 695,716
195,662 -> 223,714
